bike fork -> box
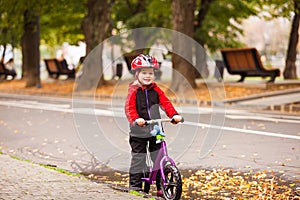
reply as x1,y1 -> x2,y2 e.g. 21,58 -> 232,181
159,156 -> 176,186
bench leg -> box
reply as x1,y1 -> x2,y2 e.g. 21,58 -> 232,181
66,71 -> 75,79
238,75 -> 245,82
267,74 -> 276,83
11,73 -> 16,80
67,74 -> 75,79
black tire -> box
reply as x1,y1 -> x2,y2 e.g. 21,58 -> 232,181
160,164 -> 182,200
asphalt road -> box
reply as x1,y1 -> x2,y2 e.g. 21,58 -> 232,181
0,93 -> 299,182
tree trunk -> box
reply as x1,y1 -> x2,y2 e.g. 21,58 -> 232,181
21,10 -> 41,88
195,43 -> 209,78
171,0 -> 196,93
1,44 -> 6,63
194,0 -> 215,79
79,0 -> 111,90
283,0 -> 299,79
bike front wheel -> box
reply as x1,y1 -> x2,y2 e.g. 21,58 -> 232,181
160,164 -> 182,200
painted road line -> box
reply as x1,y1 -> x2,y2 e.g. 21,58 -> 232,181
184,121 -> 300,140
1,100 -> 299,140
0,100 -> 122,117
226,114 -> 300,124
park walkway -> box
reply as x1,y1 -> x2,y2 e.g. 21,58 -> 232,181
0,154 -> 143,200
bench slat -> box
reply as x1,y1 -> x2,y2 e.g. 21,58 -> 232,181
45,59 -> 59,73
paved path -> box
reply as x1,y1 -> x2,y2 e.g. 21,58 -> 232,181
224,87 -> 300,111
237,92 -> 300,107
0,154 -> 143,200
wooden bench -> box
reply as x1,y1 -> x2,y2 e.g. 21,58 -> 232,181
44,58 -> 75,79
0,62 -> 17,80
220,47 -> 280,83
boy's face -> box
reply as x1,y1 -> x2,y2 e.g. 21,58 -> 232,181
138,68 -> 155,85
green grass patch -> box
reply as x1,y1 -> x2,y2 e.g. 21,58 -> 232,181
3,153 -> 82,178
10,155 -> 31,163
129,190 -> 155,199
129,190 -> 144,197
39,164 -> 82,177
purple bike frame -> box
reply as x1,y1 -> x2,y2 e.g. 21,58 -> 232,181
141,138 -> 176,186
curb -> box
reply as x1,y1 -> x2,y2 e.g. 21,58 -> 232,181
223,88 -> 300,114
223,87 -> 300,104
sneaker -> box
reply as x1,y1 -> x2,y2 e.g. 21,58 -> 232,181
157,190 -> 163,197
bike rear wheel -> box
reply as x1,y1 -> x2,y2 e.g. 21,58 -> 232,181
160,164 -> 182,200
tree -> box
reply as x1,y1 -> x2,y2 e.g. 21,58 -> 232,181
76,0 -> 112,90
0,0 -> 86,87
112,0 -> 164,49
0,0 -> 21,49
112,0 -> 262,91
193,0 -> 215,79
21,0 -> 85,87
194,0 -> 260,79
256,0 -> 299,79
284,0 -> 299,79
170,0 -> 196,92
21,9 -> 41,87
40,2 -> 85,46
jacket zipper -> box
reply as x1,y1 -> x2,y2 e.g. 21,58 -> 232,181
145,89 -> 152,120
145,89 -> 153,131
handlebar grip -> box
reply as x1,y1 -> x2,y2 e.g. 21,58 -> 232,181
171,117 -> 184,124
171,118 -> 175,123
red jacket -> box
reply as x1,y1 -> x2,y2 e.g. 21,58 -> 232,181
125,82 -> 178,126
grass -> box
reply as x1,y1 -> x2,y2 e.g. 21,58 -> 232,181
129,190 -> 155,199
2,152 -> 83,178
10,155 -> 31,163
38,163 -> 82,177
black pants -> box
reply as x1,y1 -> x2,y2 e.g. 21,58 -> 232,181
129,136 -> 161,191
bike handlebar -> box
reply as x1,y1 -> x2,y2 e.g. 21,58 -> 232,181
145,118 -> 184,125
145,119 -> 172,125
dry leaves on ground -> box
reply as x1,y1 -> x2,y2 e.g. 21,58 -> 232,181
87,168 -> 300,199
1,79 -> 300,103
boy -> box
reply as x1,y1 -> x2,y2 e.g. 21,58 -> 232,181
125,54 -> 182,196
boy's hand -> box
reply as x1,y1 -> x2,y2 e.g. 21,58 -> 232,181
135,118 -> 146,126
171,115 -> 183,124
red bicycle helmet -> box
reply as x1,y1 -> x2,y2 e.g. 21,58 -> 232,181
131,54 -> 159,71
